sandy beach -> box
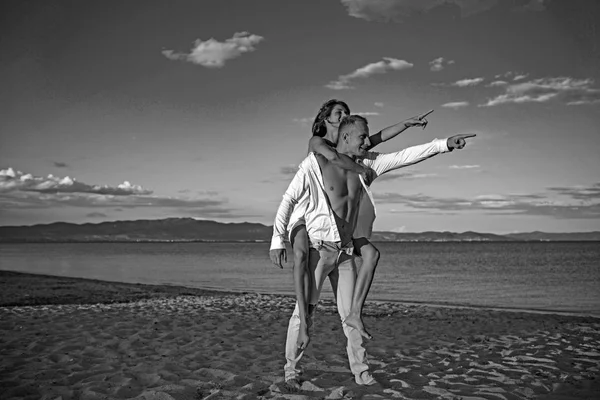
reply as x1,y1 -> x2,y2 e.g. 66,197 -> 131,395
1,271 -> 599,400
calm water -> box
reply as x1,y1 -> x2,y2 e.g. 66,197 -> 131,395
1,242 -> 599,315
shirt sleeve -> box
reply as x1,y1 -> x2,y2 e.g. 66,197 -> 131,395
270,165 -> 309,250
361,138 -> 450,184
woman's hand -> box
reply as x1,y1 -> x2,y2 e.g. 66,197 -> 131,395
403,109 -> 434,130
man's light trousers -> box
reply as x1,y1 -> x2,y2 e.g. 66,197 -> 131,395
283,240 -> 370,384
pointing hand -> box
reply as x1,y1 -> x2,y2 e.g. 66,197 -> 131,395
404,109 -> 434,130
447,133 -> 476,150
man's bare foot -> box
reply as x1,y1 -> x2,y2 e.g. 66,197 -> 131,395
344,312 -> 372,340
296,323 -> 310,355
355,371 -> 378,386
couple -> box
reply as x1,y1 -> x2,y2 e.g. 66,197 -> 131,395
269,99 -> 474,387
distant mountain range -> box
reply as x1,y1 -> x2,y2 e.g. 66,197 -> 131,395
0,218 -> 598,242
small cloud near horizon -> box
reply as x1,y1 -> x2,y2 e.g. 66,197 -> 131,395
449,164 -> 480,169
0,167 -> 238,218
162,31 -> 264,68
373,181 -> 600,219
86,212 -> 108,218
0,167 -> 151,196
548,182 -> 600,201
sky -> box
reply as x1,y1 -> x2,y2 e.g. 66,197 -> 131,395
1,0 -> 599,234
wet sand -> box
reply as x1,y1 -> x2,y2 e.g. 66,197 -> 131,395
1,270 -> 599,399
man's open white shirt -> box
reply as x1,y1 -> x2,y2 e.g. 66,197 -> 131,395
270,139 -> 450,250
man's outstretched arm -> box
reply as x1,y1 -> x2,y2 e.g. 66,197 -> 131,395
363,133 -> 476,182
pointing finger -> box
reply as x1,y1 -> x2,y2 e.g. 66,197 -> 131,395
418,109 -> 434,120
459,133 -> 477,139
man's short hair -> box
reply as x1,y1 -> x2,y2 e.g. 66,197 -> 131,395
338,115 -> 369,137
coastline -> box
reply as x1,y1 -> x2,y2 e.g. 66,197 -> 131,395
2,269 -> 598,319
1,270 -> 599,399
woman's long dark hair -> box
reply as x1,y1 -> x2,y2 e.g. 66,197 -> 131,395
311,99 -> 350,137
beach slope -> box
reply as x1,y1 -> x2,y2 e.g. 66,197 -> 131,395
1,271 -> 599,399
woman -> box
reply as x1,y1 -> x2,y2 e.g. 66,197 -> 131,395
289,99 -> 431,350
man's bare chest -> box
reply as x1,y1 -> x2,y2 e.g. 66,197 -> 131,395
321,166 -> 363,200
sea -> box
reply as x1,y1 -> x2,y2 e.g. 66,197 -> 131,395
1,241 -> 599,316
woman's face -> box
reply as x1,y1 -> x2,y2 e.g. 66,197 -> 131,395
326,104 -> 349,128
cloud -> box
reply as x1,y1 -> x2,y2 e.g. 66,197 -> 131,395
280,165 -> 299,178
441,101 -> 469,109
0,190 -> 233,214
375,171 -> 438,182
495,71 -> 527,79
487,80 -> 508,87
0,168 -> 236,217
547,183 -> 600,201
452,77 -> 485,87
429,57 -> 455,72
298,111 -> 379,128
513,0 -> 548,12
340,0 -> 499,22
340,0 -> 548,22
481,76 -> 600,107
162,32 -> 264,68
293,112 -> 379,126
449,164 -> 480,169
292,117 -> 313,126
87,212 -> 107,218
374,102 -> 385,107
53,162 -> 69,168
373,182 -> 600,219
0,168 -> 151,196
325,57 -> 413,90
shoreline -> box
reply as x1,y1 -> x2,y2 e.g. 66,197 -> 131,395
2,269 -> 598,320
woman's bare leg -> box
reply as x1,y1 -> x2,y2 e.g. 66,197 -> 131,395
328,267 -> 339,303
344,237 -> 380,339
290,225 -> 311,353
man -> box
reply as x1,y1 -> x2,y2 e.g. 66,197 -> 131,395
270,115 -> 474,387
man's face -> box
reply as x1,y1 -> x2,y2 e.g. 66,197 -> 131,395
347,122 -> 371,157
